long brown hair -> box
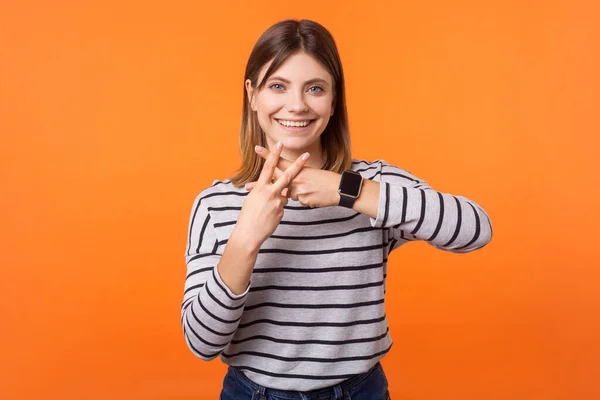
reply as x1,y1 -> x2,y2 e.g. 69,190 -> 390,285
229,19 -> 352,188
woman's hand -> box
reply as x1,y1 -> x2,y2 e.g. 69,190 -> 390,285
245,145 -> 342,209
234,142 -> 310,248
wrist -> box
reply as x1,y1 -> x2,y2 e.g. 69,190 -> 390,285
331,172 -> 342,206
230,227 -> 262,254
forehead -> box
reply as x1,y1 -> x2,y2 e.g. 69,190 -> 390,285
258,51 -> 333,85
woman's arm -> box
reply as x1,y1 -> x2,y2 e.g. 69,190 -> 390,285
354,160 -> 493,253
181,193 -> 254,361
249,150 -> 492,254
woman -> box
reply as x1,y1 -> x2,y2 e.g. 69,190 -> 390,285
182,19 -> 492,400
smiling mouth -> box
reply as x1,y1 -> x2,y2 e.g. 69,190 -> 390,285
275,119 -> 316,128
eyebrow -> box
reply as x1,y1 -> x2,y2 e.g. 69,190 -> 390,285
267,76 -> 330,86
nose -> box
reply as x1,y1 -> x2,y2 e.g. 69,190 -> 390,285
286,90 -> 309,113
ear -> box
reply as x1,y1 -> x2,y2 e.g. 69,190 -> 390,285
245,79 -> 256,111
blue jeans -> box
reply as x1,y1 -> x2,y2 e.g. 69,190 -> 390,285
219,362 -> 391,400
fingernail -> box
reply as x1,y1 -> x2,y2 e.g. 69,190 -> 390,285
245,183 -> 253,190
276,141 -> 283,149
301,152 -> 310,161
255,145 -> 264,152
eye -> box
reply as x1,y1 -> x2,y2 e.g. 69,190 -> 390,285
309,86 -> 324,93
269,83 -> 284,91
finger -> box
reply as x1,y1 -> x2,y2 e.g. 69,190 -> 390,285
255,144 -> 293,173
257,142 -> 283,185
261,178 -> 287,197
246,181 -> 285,196
245,181 -> 283,192
248,171 -> 279,187
273,152 -> 310,193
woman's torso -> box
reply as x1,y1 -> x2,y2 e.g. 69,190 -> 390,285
200,159 -> 396,391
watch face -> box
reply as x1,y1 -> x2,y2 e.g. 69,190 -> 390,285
339,171 -> 363,197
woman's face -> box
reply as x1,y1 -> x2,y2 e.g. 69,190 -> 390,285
245,51 -> 335,160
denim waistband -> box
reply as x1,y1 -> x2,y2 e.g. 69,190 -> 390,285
229,361 -> 382,399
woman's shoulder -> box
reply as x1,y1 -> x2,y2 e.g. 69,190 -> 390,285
350,158 -> 421,184
351,158 -> 385,169
349,158 -> 379,176
190,179 -> 246,209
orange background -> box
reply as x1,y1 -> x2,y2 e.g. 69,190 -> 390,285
1,1 -> 599,399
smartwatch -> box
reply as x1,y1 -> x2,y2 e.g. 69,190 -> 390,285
337,170 -> 363,208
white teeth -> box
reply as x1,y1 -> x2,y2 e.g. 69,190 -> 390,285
277,119 -> 311,127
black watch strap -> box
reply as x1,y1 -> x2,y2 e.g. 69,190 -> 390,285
339,193 -> 357,208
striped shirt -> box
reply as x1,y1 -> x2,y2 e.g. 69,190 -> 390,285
181,158 -> 493,391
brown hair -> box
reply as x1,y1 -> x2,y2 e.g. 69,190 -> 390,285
229,19 -> 352,188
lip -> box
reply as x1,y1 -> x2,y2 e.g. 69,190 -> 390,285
275,118 -> 315,132
275,118 -> 315,121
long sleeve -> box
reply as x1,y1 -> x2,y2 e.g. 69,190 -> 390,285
368,160 -> 493,253
181,192 -> 251,360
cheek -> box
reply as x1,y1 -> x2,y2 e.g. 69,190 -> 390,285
311,97 -> 334,116
257,97 -> 282,117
